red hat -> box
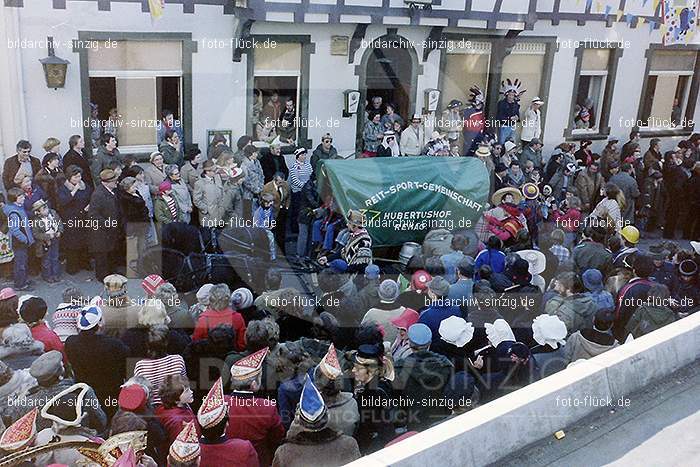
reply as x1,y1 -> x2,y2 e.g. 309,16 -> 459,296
390,308 -> 420,330
411,270 -> 432,291
141,274 -> 166,296
118,384 -> 147,412
158,180 -> 172,194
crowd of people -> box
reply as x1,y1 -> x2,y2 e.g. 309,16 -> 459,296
1,86 -> 700,466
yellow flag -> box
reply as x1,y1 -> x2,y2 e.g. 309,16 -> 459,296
149,0 -> 165,21
616,9 -> 624,22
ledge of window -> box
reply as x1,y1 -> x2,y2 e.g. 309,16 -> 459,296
563,127 -> 610,141
637,127 -> 694,138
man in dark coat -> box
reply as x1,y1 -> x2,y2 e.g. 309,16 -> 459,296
2,140 -> 41,191
310,133 -> 339,177
392,323 -> 454,430
663,151 -> 687,239
259,143 -> 289,184
88,169 -> 123,281
63,134 -> 94,188
90,133 -> 122,183
573,226 -> 613,276
609,163 -> 641,224
64,305 -> 129,420
613,254 -> 655,341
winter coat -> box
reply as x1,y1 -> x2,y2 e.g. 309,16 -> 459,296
192,307 -> 247,350
2,203 -> 34,248
169,179 -> 192,215
609,172 -> 640,223
90,146 -> 122,183
311,144 -> 339,175
63,148 -> 94,188
262,180 -> 291,215
549,171 -> 577,201
193,175 -> 226,228
154,195 -> 182,225
392,349 -> 454,430
564,330 -> 618,362
363,121 -> 383,153
180,161 -> 202,192
360,304 -> 406,343
226,392 -> 286,467
88,183 -> 122,253
572,240 -> 613,276
418,304 -> 463,345
241,157 -> 265,200
64,331 -> 129,415
400,125 -> 426,156
56,180 -> 93,250
2,154 -> 41,191
519,145 -> 543,169
260,150 -> 290,184
625,304 -> 675,338
575,169 -> 603,211
222,179 -> 244,223
118,189 -> 150,238
31,209 -> 64,256
159,141 -> 184,167
140,162 -> 167,196
545,293 -> 598,334
272,427 -> 361,467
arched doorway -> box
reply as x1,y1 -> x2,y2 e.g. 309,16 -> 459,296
356,35 -> 419,152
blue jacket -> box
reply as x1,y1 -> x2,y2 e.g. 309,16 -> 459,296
418,303 -> 463,344
2,203 -> 34,246
440,251 -> 464,284
474,248 -> 506,280
253,206 -> 274,230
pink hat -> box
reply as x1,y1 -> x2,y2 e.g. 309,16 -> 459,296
141,274 -> 166,296
158,180 -> 172,194
0,288 -> 17,301
391,308 -> 420,330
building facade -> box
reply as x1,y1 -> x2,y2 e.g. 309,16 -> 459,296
1,0 -> 699,161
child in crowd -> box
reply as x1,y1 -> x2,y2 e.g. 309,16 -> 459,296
253,192 -> 277,260
30,199 -> 64,283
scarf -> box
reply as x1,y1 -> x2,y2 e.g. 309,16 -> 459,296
163,194 -> 178,220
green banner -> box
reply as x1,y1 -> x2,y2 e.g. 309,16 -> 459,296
318,157 -> 489,246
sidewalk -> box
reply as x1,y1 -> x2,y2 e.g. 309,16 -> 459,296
496,361 -> 700,467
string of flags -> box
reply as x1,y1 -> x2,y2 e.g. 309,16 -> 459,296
149,0 -> 165,22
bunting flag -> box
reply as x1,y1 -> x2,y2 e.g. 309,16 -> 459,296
661,0 -> 699,45
149,0 -> 165,21
617,9 -> 624,21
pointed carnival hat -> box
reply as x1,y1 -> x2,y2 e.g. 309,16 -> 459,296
317,343 -> 343,380
0,408 -> 38,452
298,375 -> 328,431
197,377 -> 226,429
41,382 -> 90,427
230,347 -> 268,381
169,421 -> 201,463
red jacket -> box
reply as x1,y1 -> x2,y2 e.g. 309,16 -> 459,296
199,437 -> 259,467
154,405 -> 199,445
225,393 -> 286,467
192,308 -> 246,350
30,322 -> 66,362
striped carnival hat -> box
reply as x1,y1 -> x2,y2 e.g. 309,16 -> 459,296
169,421 -> 200,463
77,305 -> 103,331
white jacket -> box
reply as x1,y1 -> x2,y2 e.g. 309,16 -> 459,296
520,107 -> 542,143
400,125 -> 425,156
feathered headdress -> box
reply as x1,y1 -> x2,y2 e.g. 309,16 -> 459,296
500,79 -> 527,99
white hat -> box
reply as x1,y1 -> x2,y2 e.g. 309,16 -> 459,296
77,305 -> 103,331
532,96 -> 545,105
516,250 -> 547,275
411,114 -> 422,122
485,319 -> 515,348
196,283 -> 214,304
531,314 -> 567,349
439,316 -> 474,348
690,241 -> 700,256
504,141 -> 517,153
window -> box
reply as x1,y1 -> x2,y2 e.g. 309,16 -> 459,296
639,50 -> 696,129
572,49 -> 610,133
442,41 -> 491,109
565,46 -> 622,139
253,43 -> 301,144
87,41 -> 183,151
502,42 -> 546,112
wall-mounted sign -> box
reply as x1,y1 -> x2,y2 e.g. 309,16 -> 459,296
331,36 -> 349,56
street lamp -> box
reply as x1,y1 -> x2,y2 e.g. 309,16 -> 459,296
39,36 -> 70,89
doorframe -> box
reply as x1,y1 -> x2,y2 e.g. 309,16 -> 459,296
354,31 -> 423,153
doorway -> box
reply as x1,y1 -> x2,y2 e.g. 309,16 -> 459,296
357,38 -> 417,151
